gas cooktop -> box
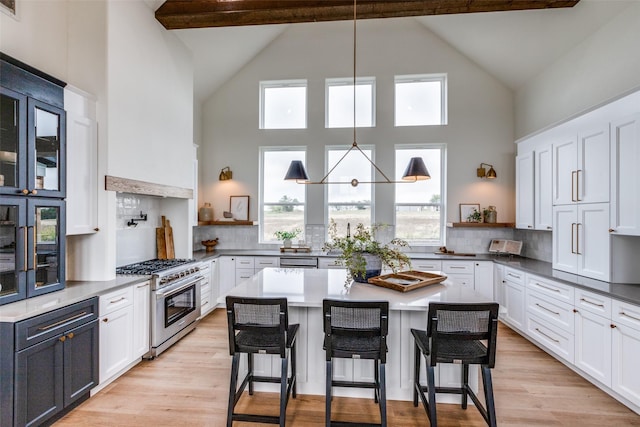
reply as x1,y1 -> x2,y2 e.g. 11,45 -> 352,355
116,258 -> 196,275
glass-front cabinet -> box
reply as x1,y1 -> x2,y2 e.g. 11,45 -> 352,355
0,197 -> 65,305
0,87 -> 66,198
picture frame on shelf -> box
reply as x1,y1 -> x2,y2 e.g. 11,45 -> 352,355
459,203 -> 481,222
230,195 -> 249,221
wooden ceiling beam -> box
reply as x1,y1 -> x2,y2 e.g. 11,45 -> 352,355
156,0 -> 580,30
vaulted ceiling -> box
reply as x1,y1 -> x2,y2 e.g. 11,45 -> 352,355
149,0 -> 634,103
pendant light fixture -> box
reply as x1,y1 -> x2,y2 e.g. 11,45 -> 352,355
284,0 -> 430,187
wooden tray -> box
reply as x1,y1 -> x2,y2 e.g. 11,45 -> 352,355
367,270 -> 447,292
280,246 -> 311,253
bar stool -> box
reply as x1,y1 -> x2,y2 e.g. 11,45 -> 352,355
225,296 -> 299,427
411,302 -> 499,427
323,299 -> 389,427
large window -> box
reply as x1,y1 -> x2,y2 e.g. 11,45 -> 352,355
260,147 -> 306,242
326,145 -> 373,237
260,80 -> 307,129
395,145 -> 445,244
395,74 -> 447,126
325,77 -> 375,128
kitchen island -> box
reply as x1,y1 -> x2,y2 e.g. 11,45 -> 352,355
220,267 -> 494,401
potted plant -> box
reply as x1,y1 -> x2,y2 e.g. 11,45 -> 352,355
274,228 -> 302,248
323,220 -> 411,285
467,208 -> 483,223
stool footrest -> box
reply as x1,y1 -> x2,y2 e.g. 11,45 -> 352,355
331,380 -> 378,389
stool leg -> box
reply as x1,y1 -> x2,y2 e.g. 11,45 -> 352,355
291,343 -> 297,399
227,353 -> 240,427
280,357 -> 288,427
248,353 -> 254,395
413,342 -> 420,407
482,366 -> 497,427
325,359 -> 333,427
379,362 -> 387,427
462,363 -> 469,409
374,359 -> 380,403
426,364 -> 437,427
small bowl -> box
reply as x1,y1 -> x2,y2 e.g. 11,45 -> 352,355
201,238 -> 219,252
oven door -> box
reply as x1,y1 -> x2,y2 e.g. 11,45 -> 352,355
152,275 -> 202,348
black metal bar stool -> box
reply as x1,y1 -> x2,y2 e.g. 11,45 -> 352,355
323,299 -> 389,427
411,302 -> 499,427
225,296 -> 299,427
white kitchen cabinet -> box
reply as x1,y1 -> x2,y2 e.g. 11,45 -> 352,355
132,280 -> 150,360
612,299 -> 640,407
442,260 -> 474,289
99,287 -> 134,383
210,258 -> 219,305
473,261 -> 494,300
503,267 -> 525,330
493,263 -> 505,315
553,124 -> 609,206
610,113 -> 640,236
574,288 -> 613,386
535,144 -> 554,230
552,203 -> 610,281
199,261 -> 213,317
526,312 -> 574,364
516,151 -> 535,229
254,257 -> 279,270
219,256 -> 236,298
318,257 -> 342,269
64,86 -> 98,236
409,259 -> 442,272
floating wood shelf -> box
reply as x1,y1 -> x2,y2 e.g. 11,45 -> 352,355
447,222 -> 514,228
198,220 -> 255,226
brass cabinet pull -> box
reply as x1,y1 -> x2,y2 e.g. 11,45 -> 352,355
37,311 -> 88,331
611,324 -> 616,329
576,223 -> 582,255
22,189 -> 29,195
571,223 -> 576,254
67,332 -> 74,339
576,169 -> 582,201
110,297 -> 126,304
29,226 -> 36,270
580,298 -> 604,308
535,328 -> 560,343
534,282 -> 561,293
620,311 -> 640,322
31,189 -> 37,195
535,303 -> 560,316
609,228 -> 615,233
102,318 -> 108,323
22,227 -> 28,272
571,171 -> 577,202
59,336 -> 66,342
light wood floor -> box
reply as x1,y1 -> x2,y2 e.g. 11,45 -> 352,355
56,308 -> 640,426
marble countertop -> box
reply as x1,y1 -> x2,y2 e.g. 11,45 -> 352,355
0,276 -> 150,323
219,267 -> 491,311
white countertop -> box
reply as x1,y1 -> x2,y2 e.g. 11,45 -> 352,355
220,268 -> 491,310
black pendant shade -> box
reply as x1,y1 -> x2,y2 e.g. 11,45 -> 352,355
284,160 -> 310,181
402,157 -> 430,181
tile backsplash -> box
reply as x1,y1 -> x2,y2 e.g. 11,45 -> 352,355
116,194 -> 163,266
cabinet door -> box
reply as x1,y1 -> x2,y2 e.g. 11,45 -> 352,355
218,256 -> 236,297
612,322 -> 640,406
27,98 -> 66,198
63,319 -> 99,407
504,280 -> 525,330
132,281 -> 151,359
210,258 -> 220,305
535,144 -> 553,230
610,114 -> 640,236
99,305 -> 134,383
552,205 -> 578,274
0,197 -> 27,306
0,86 -> 27,195
577,203 -> 610,281
574,309 -> 611,387
15,334 -> 64,427
553,135 -> 577,205
516,151 -> 534,229
493,263 -> 504,310
577,124 -> 609,204
474,261 -> 494,300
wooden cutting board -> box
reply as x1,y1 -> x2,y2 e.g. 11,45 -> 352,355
157,216 -> 167,259
165,219 -> 175,259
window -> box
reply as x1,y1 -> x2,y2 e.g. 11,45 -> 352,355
260,80 -> 307,129
395,145 -> 445,244
260,147 -> 306,242
326,77 -> 375,128
395,74 -> 447,126
326,145 -> 373,236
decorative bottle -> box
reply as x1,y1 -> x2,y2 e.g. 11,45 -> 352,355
198,202 -> 213,223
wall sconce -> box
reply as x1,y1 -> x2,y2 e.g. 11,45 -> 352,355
477,163 -> 497,179
219,166 -> 232,181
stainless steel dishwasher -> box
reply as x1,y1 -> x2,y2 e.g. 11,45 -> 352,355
279,256 -> 318,269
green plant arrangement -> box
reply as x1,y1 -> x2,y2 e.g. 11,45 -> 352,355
467,208 -> 482,223
322,220 -> 411,285
274,228 -> 302,246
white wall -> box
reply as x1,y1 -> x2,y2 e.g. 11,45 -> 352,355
201,18 -> 515,231
515,2 -> 640,138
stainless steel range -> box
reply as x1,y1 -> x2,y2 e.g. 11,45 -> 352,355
116,258 -> 203,358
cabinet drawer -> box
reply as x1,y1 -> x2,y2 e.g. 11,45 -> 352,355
612,300 -> 640,330
526,274 -> 573,304
254,257 -> 279,269
100,286 -> 134,315
410,259 -> 442,271
15,297 -> 98,351
526,289 -> 574,333
236,269 -> 255,283
318,258 -> 341,269
235,256 -> 255,269
575,289 -> 611,317
526,313 -> 574,363
442,261 -> 473,274
503,267 -> 525,286
447,273 -> 474,289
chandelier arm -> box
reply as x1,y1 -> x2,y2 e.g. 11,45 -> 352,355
318,144 -> 358,183
353,0 -> 357,146
353,143 -> 395,183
